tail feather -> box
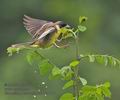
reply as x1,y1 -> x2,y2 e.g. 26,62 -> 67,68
11,42 -> 32,48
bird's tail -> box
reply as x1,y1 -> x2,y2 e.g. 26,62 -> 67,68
11,42 -> 33,48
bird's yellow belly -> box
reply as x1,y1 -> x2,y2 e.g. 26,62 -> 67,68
48,31 -> 61,45
33,31 -> 61,48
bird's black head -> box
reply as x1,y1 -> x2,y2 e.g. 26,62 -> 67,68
56,21 -> 70,28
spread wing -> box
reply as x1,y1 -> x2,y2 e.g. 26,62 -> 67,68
38,27 -> 56,40
23,15 -> 54,39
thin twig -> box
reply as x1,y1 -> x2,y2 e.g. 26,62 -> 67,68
71,29 -> 80,100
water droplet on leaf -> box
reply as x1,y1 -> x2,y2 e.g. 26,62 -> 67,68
33,95 -> 37,98
38,89 -> 40,92
45,86 -> 48,88
42,82 -> 45,85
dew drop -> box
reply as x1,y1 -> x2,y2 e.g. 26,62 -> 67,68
33,95 -> 37,98
38,89 -> 40,92
42,82 -> 45,85
45,86 -> 48,88
45,94 -> 47,96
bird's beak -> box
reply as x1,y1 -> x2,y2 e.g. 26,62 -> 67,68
65,25 -> 71,29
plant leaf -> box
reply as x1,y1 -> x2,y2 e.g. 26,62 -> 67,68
78,25 -> 87,32
70,60 -> 80,68
26,51 -> 43,65
88,55 -> 95,62
79,16 -> 88,24
80,54 -> 120,67
79,77 -> 87,86
102,86 -> 111,98
52,67 -> 61,76
60,93 -> 74,100
61,66 -> 74,80
49,66 -> 61,80
39,59 -> 54,76
80,82 -> 111,100
7,47 -> 20,56
102,82 -> 111,98
63,80 -> 74,90
104,82 -> 111,88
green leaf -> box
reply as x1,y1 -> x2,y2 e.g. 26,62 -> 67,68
104,82 -> 111,88
52,67 -> 61,76
96,95 -> 104,100
70,60 -> 80,68
48,73 -> 61,80
88,55 -> 95,62
39,59 -> 54,76
103,56 -> 108,66
78,25 -> 87,32
7,47 -> 20,56
7,44 -> 33,56
80,54 -> 85,58
27,51 -> 54,76
79,77 -> 87,86
63,80 -> 74,90
113,58 -> 117,66
108,56 -> 119,66
96,87 -> 102,95
79,16 -> 88,24
26,51 -> 43,65
60,93 -> 74,100
96,55 -> 108,66
101,87 -> 111,98
60,28 -> 73,39
81,85 -> 96,93
116,59 -> 120,66
80,54 -> 120,68
80,82 -> 111,100
79,95 -> 88,100
79,94 -> 99,100
61,66 -> 74,80
49,66 -> 61,80
102,82 -> 111,97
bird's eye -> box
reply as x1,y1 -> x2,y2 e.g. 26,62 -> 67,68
61,23 -> 67,27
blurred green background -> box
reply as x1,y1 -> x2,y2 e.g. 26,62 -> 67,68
0,0 -> 120,100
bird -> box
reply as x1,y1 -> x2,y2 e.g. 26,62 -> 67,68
12,15 -> 71,49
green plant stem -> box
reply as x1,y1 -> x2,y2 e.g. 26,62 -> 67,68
74,34 -> 80,100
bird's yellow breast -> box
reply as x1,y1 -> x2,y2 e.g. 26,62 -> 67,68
46,30 -> 61,46
33,25 -> 62,48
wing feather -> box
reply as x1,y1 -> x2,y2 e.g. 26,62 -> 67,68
23,15 -> 54,38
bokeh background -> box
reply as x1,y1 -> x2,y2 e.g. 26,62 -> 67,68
0,0 -> 120,100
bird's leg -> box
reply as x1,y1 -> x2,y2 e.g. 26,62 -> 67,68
57,38 -> 62,42
54,43 -> 60,48
54,43 -> 69,48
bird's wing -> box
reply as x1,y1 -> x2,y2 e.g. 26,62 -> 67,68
37,27 -> 56,40
23,15 -> 54,39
